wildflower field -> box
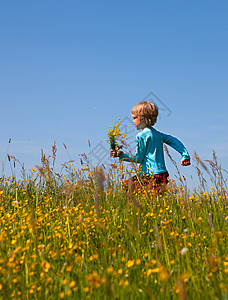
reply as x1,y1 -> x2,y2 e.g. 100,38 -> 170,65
0,148 -> 227,300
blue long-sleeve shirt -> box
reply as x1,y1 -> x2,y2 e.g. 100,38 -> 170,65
119,127 -> 190,175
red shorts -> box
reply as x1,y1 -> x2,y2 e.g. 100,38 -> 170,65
122,172 -> 169,192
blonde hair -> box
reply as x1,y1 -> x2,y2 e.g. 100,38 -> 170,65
131,101 -> 158,126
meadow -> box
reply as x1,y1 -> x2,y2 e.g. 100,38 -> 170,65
0,146 -> 227,300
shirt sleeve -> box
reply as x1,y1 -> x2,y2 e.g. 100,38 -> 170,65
161,133 -> 190,159
119,135 -> 147,163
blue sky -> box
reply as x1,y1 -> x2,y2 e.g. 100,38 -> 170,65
0,1 -> 228,188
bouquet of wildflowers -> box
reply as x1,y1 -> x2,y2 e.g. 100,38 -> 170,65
107,119 -> 127,154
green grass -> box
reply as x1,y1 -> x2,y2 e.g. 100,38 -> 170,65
0,152 -> 227,300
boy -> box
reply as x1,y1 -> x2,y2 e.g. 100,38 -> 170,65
110,101 -> 190,191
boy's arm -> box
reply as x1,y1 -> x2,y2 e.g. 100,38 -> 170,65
118,135 -> 147,163
162,133 -> 190,160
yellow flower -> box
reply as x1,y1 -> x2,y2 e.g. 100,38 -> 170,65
69,280 -> 76,288
151,259 -> 157,265
135,259 -> 141,265
106,266 -> 114,273
87,272 -> 102,288
66,265 -> 72,272
107,120 -> 127,150
119,279 -> 129,286
180,272 -> 189,282
46,277 -> 52,284
61,279 -> 68,285
41,261 -> 50,272
147,267 -> 160,276
159,268 -> 168,281
65,289 -> 72,296
59,292 -> 65,299
124,280 -> 129,286
126,260 -> 135,268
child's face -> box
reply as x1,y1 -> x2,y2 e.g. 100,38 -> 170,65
132,115 -> 146,130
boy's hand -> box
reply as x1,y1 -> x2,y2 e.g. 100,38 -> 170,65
181,159 -> 191,166
110,149 -> 118,157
